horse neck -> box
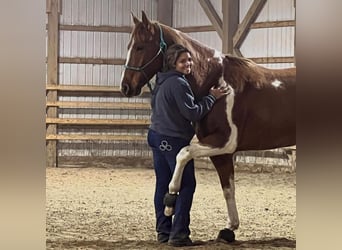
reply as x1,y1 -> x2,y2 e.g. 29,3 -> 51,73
161,24 -> 222,97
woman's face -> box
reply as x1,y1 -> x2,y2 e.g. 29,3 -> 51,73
175,52 -> 193,75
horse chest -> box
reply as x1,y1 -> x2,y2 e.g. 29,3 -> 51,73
196,99 -> 231,147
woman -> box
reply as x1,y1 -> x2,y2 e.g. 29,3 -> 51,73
147,44 -> 229,247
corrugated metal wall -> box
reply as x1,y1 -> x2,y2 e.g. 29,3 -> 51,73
173,0 -> 222,52
57,0 -> 157,158
173,0 -> 295,68
240,0 -> 295,68
52,0 -> 295,160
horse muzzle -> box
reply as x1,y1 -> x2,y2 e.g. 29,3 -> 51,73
121,83 -> 142,97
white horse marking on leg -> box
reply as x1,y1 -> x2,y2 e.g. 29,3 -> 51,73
223,177 -> 239,230
168,146 -> 192,194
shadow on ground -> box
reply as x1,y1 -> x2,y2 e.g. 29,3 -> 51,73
47,237 -> 295,249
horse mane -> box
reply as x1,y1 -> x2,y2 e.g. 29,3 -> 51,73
133,19 -> 290,95
156,23 -> 275,94
223,54 -> 271,93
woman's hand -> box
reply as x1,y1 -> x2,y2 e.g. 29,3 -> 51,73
209,86 -> 231,100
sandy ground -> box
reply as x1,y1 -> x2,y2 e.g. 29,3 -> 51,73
46,166 -> 296,249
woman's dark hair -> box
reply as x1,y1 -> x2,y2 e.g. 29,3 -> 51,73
164,44 -> 191,71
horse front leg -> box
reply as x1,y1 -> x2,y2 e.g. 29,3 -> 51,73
164,132 -> 237,216
163,145 -> 192,216
210,154 -> 239,243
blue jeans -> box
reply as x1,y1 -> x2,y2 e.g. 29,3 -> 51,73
147,129 -> 196,241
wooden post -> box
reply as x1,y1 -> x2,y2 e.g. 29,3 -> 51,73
199,0 -> 223,39
46,0 -> 60,167
157,0 -> 173,26
233,0 -> 267,56
293,0 -> 296,66
222,0 -> 239,54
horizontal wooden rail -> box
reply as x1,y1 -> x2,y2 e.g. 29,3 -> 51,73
46,101 -> 150,109
46,134 -> 147,141
236,148 -> 296,160
46,84 -> 121,92
46,118 -> 150,126
46,84 -> 150,94
59,57 -> 125,65
46,84 -> 151,97
250,56 -> 295,64
47,22 -> 294,34
58,24 -> 132,33
176,25 -> 216,33
251,20 -> 295,29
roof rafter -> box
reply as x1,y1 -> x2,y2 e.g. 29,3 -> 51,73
198,0 -> 223,39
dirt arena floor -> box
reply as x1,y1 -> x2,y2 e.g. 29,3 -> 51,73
46,165 -> 296,249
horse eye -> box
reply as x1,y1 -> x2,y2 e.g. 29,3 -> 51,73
136,46 -> 143,51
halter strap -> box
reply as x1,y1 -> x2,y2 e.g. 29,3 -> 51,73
124,24 -> 167,93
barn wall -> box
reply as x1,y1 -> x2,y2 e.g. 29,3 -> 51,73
173,0 -> 222,50
173,0 -> 295,68
47,0 -> 295,167
240,0 -> 295,68
56,0 -> 158,159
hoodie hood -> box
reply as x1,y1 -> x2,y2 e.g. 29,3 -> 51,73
156,70 -> 184,85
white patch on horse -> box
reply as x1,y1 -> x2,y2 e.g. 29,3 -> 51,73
213,50 -> 223,63
120,38 -> 134,83
168,77 -> 238,194
218,74 -> 227,88
168,146 -> 192,194
223,178 -> 239,230
189,78 -> 238,157
271,79 -> 283,88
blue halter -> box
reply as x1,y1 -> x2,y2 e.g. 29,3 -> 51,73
124,24 -> 167,92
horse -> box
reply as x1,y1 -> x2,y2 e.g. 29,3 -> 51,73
120,11 -> 296,243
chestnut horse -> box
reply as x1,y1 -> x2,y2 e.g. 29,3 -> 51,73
120,11 -> 295,242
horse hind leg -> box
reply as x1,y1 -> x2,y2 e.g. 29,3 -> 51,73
210,154 -> 239,243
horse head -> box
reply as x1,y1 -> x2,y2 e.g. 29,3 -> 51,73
120,11 -> 167,97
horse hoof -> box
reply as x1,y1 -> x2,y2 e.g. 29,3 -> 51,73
163,193 -> 177,216
217,228 -> 235,243
164,206 -> 174,216
163,193 -> 178,206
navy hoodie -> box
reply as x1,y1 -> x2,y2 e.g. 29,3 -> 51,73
150,70 -> 216,141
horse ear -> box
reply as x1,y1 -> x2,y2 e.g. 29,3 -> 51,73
131,12 -> 140,25
141,11 -> 151,27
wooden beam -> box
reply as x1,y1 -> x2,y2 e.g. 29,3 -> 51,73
198,0 -> 223,39
249,56 -> 295,64
58,24 -> 132,33
46,101 -> 150,110
157,0 -> 173,26
46,84 -> 121,92
46,134 -> 147,141
294,0 -> 296,66
58,57 -> 125,65
46,0 -> 60,167
237,150 -> 289,160
234,48 -> 243,57
45,84 -> 150,97
176,25 -> 215,33
222,0 -> 239,54
251,20 -> 295,29
233,0 -> 267,50
46,118 -> 150,126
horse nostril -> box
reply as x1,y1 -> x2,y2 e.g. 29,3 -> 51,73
121,83 -> 130,95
